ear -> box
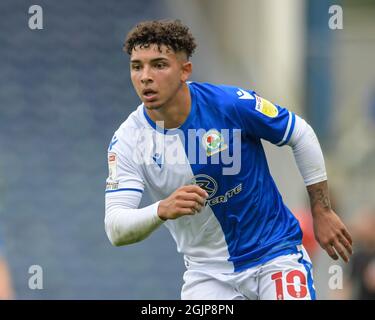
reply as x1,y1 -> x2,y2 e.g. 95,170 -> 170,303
181,61 -> 192,82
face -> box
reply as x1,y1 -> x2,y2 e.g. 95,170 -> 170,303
130,44 -> 192,110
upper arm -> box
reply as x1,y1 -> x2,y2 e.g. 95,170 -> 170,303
105,130 -> 145,197
233,90 -> 295,146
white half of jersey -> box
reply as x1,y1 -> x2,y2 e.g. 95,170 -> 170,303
106,104 -> 233,272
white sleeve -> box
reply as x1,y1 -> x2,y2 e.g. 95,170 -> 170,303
105,192 -> 164,246
105,131 -> 145,194
286,115 -> 327,186
104,131 -> 164,246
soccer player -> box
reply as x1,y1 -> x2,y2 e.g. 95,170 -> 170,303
104,19 -> 353,300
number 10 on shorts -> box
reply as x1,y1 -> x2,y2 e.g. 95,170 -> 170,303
271,270 -> 308,300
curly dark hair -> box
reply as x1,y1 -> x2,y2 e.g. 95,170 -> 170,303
124,19 -> 197,58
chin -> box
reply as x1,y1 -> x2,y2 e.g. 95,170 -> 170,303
144,102 -> 163,110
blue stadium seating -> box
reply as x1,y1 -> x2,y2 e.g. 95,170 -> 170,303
0,0 -> 185,299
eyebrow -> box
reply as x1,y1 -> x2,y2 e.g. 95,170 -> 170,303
130,57 -> 169,64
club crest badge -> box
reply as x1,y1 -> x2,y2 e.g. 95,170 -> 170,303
202,129 -> 228,157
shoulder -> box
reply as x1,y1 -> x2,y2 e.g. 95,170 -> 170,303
108,104 -> 147,154
190,81 -> 256,107
117,104 -> 146,136
189,81 -> 257,122
190,81 -> 255,98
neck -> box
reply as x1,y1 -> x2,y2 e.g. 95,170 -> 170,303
145,83 -> 191,129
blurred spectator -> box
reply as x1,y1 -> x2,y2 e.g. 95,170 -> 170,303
0,236 -> 14,300
347,208 -> 375,300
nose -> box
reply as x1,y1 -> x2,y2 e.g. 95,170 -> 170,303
140,66 -> 153,84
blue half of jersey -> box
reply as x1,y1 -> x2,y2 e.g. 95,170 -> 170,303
145,81 -> 303,272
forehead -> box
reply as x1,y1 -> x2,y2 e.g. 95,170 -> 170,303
130,44 -> 176,62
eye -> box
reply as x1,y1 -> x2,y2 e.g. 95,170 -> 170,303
155,62 -> 167,69
131,64 -> 141,71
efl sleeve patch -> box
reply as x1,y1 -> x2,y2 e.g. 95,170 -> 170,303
107,152 -> 118,181
255,96 -> 279,118
233,88 -> 291,145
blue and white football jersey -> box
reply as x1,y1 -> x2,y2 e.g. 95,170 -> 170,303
106,82 -> 303,272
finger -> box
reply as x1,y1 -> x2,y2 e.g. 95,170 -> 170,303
338,234 -> 353,256
179,207 -> 197,215
333,240 -> 349,263
193,202 -> 203,214
182,193 -> 205,206
342,228 -> 353,246
325,244 -> 339,261
179,200 -> 198,209
179,201 -> 202,213
184,185 -> 209,198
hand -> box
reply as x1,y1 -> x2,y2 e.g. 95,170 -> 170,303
312,208 -> 353,263
157,185 -> 209,220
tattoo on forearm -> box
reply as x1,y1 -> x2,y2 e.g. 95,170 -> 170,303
307,182 -> 331,210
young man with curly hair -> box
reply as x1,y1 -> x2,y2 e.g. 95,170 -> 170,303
104,19 -> 353,300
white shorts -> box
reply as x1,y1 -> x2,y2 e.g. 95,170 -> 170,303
181,245 -> 316,300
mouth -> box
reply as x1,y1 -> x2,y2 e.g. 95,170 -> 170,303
142,89 -> 158,101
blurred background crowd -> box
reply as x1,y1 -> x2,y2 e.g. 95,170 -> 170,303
0,0 -> 374,299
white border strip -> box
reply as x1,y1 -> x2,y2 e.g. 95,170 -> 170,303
276,111 -> 292,146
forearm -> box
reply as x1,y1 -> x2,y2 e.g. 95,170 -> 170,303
287,116 -> 331,213
286,116 -> 353,262
105,193 -> 164,246
306,180 -> 331,214
305,180 -> 353,263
